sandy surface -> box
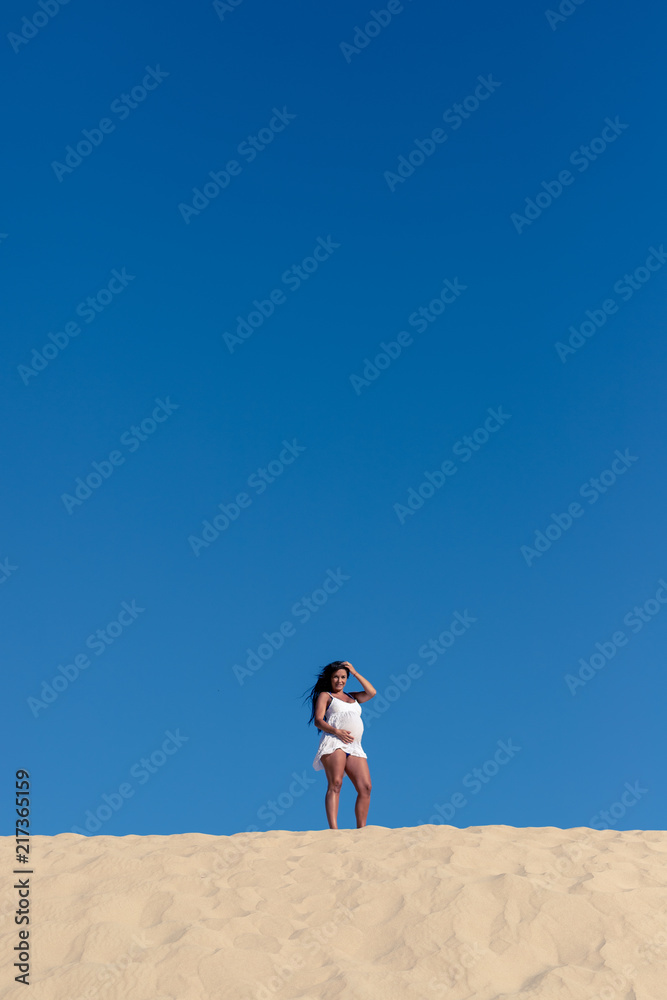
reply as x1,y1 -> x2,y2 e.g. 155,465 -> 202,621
2,824 -> 667,999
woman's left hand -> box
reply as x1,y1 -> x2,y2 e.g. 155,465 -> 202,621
344,661 -> 357,676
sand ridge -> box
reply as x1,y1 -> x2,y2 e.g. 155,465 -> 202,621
2,824 -> 667,999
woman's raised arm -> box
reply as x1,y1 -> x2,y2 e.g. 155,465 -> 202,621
345,662 -> 376,703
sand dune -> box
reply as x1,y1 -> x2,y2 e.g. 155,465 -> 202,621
2,824 -> 667,999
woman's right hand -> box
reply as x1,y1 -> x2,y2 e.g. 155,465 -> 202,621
336,729 -> 354,744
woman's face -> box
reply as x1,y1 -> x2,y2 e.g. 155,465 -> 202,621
331,669 -> 348,692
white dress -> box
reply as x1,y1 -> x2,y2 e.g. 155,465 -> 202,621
312,694 -> 367,771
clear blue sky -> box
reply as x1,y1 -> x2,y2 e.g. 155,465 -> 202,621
3,0 -> 666,836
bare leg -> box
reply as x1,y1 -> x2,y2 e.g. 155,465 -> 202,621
320,749 -> 347,829
344,756 -> 372,828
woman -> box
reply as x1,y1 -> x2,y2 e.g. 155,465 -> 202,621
304,660 -> 376,829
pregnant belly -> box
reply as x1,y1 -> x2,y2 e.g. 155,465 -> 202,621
338,714 -> 363,741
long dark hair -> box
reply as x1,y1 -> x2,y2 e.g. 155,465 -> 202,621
302,661 -> 349,728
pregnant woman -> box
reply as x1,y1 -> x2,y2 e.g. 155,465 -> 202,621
304,660 -> 376,829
